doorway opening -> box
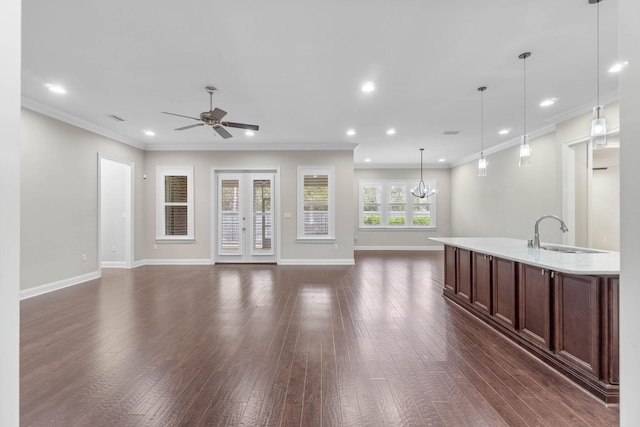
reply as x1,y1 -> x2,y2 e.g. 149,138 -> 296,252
563,135 -> 620,251
99,154 -> 134,268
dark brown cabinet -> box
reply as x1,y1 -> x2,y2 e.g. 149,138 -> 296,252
491,257 -> 517,330
518,264 -> 551,350
440,246 -> 619,404
605,277 -> 620,385
455,248 -> 472,304
553,272 -> 599,378
444,245 -> 456,294
471,252 -> 491,315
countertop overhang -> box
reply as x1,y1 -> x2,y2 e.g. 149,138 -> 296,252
430,237 -> 619,275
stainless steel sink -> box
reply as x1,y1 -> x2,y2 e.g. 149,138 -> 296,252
540,244 -> 606,254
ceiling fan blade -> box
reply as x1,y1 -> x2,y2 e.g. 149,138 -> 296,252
221,121 -> 259,131
175,123 -> 204,131
210,108 -> 227,121
162,111 -> 201,121
213,125 -> 233,139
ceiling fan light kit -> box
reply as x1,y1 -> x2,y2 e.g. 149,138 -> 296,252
162,86 -> 259,140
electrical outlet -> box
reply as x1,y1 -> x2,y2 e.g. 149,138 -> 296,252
82,254 -> 87,262
153,244 -> 158,250
111,245 -> 117,252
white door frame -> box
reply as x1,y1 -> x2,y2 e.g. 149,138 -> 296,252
98,153 -> 134,269
210,167 -> 280,264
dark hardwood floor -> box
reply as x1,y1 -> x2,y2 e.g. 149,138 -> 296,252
20,251 -> 620,426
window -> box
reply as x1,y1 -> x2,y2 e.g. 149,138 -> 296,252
297,166 -> 335,240
156,165 -> 194,240
359,179 -> 436,229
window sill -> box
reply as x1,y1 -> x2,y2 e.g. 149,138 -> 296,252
155,238 -> 195,243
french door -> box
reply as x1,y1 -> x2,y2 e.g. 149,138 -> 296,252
214,171 -> 276,263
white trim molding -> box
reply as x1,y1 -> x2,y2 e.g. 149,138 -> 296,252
20,271 -> 101,300
278,258 -> 355,266
354,245 -> 444,251
143,259 -> 211,266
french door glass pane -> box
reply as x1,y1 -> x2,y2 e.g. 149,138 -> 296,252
253,179 -> 272,250
221,179 -> 240,250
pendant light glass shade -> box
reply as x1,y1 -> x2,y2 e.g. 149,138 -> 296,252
478,154 -> 488,176
411,148 -> 437,198
518,52 -> 532,167
519,134 -> 532,167
590,105 -> 607,148
590,1 -> 607,149
477,86 -> 488,177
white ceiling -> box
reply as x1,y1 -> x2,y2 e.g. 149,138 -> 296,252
21,0 -> 620,168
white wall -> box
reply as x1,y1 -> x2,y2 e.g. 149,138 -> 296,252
619,0 -> 640,423
20,109 -> 146,291
354,168 -> 451,249
450,131 -> 565,243
143,149 -> 355,264
0,0 -> 20,423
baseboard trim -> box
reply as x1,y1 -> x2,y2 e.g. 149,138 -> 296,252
101,261 -> 127,268
143,258 -> 211,266
278,258 -> 355,266
20,270 -> 101,300
354,245 -> 444,251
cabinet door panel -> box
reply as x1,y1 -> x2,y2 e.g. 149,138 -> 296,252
606,277 -> 619,384
554,273 -> 599,377
492,257 -> 517,329
456,248 -> 472,304
519,264 -> 551,349
444,245 -> 456,293
472,252 -> 491,314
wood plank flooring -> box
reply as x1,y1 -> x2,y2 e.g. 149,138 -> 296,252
20,251 -> 620,426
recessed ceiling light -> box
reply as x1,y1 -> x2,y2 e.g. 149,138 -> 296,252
609,61 -> 629,73
143,129 -> 155,136
540,98 -> 557,107
44,83 -> 66,94
438,158 -> 446,163
386,128 -> 396,135
499,128 -> 511,135
346,129 -> 356,136
361,81 -> 375,93
364,158 -> 371,162
245,130 -> 255,136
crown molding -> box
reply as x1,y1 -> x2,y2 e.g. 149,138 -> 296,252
21,97 -> 146,150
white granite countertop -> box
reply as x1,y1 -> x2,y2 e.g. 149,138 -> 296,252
430,237 -> 619,275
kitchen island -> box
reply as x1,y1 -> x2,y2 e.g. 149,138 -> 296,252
431,237 -> 619,404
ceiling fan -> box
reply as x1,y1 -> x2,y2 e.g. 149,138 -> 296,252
162,86 -> 259,139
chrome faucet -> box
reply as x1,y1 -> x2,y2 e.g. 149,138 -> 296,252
528,215 -> 569,249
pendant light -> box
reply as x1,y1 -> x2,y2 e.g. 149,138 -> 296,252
590,0 -> 607,149
518,52 -> 532,167
411,148 -> 438,198
477,86 -> 488,176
